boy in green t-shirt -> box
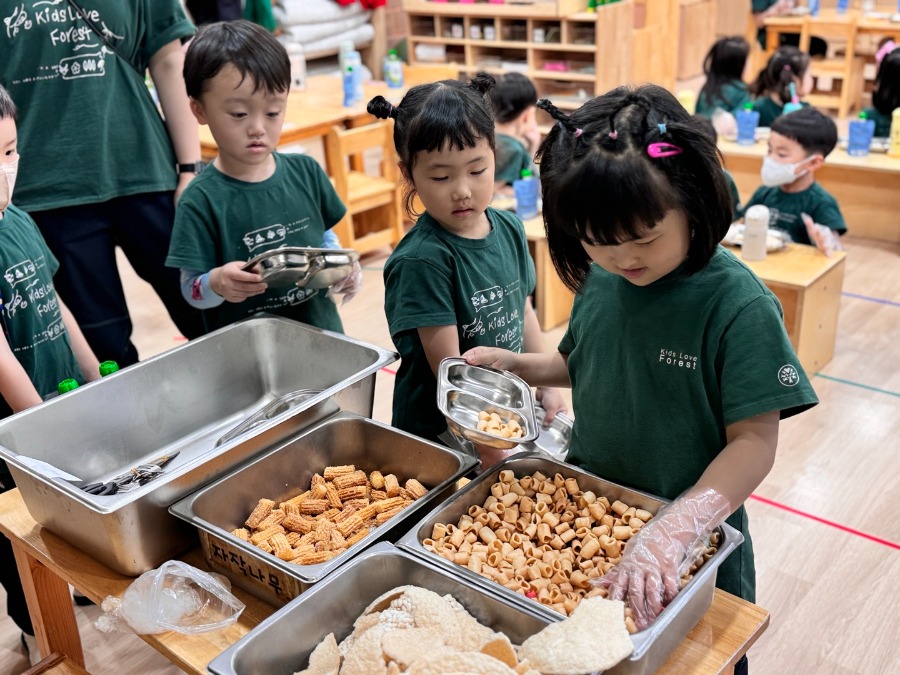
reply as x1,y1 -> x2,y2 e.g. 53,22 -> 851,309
166,21 -> 359,334
0,85 -> 101,665
739,108 -> 845,251
489,73 -> 540,189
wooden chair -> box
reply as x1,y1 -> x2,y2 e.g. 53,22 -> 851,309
799,16 -> 864,118
402,63 -> 459,87
324,120 -> 405,256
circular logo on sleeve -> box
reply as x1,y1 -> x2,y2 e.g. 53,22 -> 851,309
778,365 -> 800,387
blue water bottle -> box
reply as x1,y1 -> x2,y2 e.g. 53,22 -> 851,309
735,102 -> 760,146
383,49 -> 404,89
847,111 -> 876,157
343,66 -> 356,107
836,0 -> 848,13
808,0 -> 820,16
513,169 -> 539,220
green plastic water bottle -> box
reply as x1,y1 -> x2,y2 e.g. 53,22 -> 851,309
99,361 -> 119,377
57,379 -> 79,394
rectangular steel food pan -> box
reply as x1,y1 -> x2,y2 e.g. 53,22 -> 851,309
0,315 -> 397,575
397,452 -> 743,675
169,413 -> 477,606
207,542 -> 551,675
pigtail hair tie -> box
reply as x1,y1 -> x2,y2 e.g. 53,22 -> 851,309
574,128 -> 583,138
608,131 -> 618,140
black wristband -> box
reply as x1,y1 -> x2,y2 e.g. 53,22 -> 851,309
177,162 -> 204,175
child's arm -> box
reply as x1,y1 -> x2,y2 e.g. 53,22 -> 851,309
417,325 -> 462,377
59,300 -> 101,382
522,298 -> 568,422
0,334 -> 43,412
600,411 -> 778,629
463,346 -> 570,388
148,40 -> 201,202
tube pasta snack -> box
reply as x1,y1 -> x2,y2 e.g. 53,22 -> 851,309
293,585 -> 633,675
422,470 -> 719,630
234,466 -> 426,566
476,410 -> 525,440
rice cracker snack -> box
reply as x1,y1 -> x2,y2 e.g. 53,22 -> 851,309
293,586 -> 633,674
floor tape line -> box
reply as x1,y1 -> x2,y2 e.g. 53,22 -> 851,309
842,291 -> 900,308
814,373 -> 900,399
749,494 -> 900,550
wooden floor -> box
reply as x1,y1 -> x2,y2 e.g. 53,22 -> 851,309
1,235 -> 898,673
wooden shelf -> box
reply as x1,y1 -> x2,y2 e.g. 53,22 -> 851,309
404,0 -> 638,103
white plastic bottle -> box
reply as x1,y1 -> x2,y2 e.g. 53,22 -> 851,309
339,41 -> 363,103
383,49 -> 404,89
742,205 -> 770,262
286,43 -> 306,91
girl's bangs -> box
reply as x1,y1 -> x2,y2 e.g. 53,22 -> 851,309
407,94 -> 493,161
549,151 -> 679,246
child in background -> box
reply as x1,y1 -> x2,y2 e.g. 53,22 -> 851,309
463,87 -> 818,675
863,42 -> 899,138
693,115 -> 742,219
489,73 -> 541,188
696,37 -> 751,118
0,85 -> 101,665
739,108 -> 845,250
367,73 -> 566,466
749,46 -> 813,127
166,21 -> 360,335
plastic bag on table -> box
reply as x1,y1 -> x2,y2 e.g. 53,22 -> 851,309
95,560 -> 244,635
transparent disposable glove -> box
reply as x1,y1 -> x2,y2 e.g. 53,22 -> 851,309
596,488 -> 731,630
802,213 -> 842,257
327,261 -> 363,305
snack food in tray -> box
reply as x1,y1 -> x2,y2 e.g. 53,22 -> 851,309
422,469 -> 719,629
293,585 -> 633,675
234,465 -> 426,567
723,223 -> 787,252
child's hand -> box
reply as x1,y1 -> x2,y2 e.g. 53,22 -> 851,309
596,488 -> 731,630
210,262 -> 267,303
462,347 -> 521,374
536,387 -> 568,425
801,213 -> 842,257
327,262 -> 363,305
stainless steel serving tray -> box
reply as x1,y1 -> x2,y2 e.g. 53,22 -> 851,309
397,452 -> 743,675
207,543 -> 551,675
0,315 -> 398,575
437,357 -> 539,450
170,413 -> 477,606
242,246 -> 359,289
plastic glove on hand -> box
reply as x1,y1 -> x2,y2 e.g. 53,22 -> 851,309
802,213 -> 842,257
328,261 -> 363,305
597,488 -> 731,630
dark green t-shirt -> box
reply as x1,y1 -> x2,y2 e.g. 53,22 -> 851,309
558,247 -> 818,602
696,81 -> 751,117
384,208 -> 536,443
752,97 -> 809,128
0,1 -> 194,212
740,182 -> 846,245
166,153 -> 346,334
495,133 -> 534,186
0,205 -> 84,399
862,107 -> 892,138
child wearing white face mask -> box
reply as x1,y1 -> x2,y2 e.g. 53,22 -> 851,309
738,108 -> 845,251
0,84 -> 102,666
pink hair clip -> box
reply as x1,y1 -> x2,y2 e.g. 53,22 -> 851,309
647,142 -> 683,158
574,128 -> 583,138
876,40 -> 896,66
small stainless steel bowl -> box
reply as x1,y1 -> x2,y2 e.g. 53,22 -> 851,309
243,247 -> 360,290
437,358 -> 539,450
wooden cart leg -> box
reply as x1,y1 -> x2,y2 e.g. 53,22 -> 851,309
11,540 -> 85,668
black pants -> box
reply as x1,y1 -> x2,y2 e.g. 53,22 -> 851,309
31,192 -> 205,368
735,654 -> 748,675
0,464 -> 33,636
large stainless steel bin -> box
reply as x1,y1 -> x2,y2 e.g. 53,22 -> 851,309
170,413 -> 477,606
0,315 -> 397,575
207,543 -> 552,675
396,452 -> 744,675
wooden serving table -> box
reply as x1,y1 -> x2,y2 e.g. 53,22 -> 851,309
199,74 -> 402,165
719,139 -> 900,244
0,488 -> 768,674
